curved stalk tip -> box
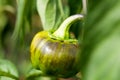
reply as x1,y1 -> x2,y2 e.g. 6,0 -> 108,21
52,14 -> 84,40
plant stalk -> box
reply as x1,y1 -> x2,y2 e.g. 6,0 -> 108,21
52,14 -> 84,40
82,0 -> 87,15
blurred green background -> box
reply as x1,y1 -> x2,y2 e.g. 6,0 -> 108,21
0,0 -> 43,79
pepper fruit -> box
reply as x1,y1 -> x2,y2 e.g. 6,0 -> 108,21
30,14 -> 84,78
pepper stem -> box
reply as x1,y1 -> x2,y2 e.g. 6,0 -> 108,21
52,14 -> 84,40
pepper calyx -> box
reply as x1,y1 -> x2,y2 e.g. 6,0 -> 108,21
49,32 -> 78,44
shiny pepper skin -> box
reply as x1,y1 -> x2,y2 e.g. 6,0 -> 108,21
30,31 -> 80,78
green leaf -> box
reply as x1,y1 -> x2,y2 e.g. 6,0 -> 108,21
26,68 -> 43,79
68,0 -> 82,15
12,0 -> 34,44
26,68 -> 57,80
0,76 -> 15,80
0,59 -> 19,79
37,0 -> 69,31
81,0 -> 120,80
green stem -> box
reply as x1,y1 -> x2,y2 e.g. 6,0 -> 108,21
82,0 -> 87,15
52,14 -> 84,40
58,0 -> 64,16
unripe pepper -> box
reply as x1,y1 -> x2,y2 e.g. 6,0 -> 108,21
30,14 -> 84,78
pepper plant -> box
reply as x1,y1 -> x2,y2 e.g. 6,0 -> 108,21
0,0 -> 120,80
